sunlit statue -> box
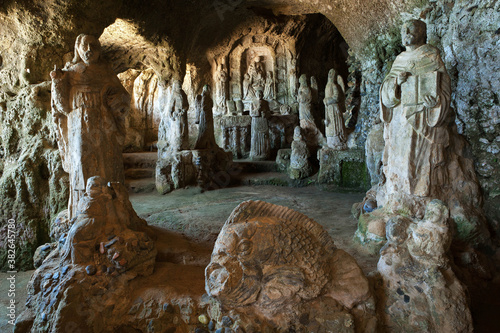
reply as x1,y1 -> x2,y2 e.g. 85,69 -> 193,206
194,85 -> 217,149
250,90 -> 271,160
289,126 -> 312,179
247,56 -> 265,96
50,34 -> 130,219
324,68 -> 347,150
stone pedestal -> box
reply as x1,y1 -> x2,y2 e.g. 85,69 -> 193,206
156,148 -> 233,194
317,148 -> 369,190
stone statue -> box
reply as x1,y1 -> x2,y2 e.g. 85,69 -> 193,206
216,63 -> 228,113
357,19 -> 490,247
298,74 -> 325,149
166,79 -> 189,152
310,75 -> 319,104
206,200 -> 376,331
194,85 -> 217,149
249,90 -> 271,160
324,68 -> 347,150
289,57 -> 298,101
50,34 -> 130,219
377,200 -> 473,332
263,70 -> 274,100
247,56 -> 265,96
289,126 -> 312,179
242,73 -> 254,100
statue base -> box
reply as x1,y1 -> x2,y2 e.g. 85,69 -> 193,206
317,148 -> 369,190
156,148 -> 233,194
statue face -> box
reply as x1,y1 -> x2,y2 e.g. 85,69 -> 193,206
402,21 -> 425,47
77,35 -> 101,65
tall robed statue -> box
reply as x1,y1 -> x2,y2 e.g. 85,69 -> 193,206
51,34 -> 130,218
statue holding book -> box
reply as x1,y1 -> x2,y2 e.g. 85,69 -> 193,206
379,19 -> 451,201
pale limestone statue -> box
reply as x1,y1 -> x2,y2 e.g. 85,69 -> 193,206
377,200 -> 472,333
216,63 -> 228,113
194,85 -> 217,149
247,56 -> 265,96
166,80 -> 189,152
380,19 -> 451,200
298,74 -> 325,149
324,68 -> 347,150
242,73 -> 254,100
50,34 -> 130,219
206,200 -> 376,331
263,70 -> 274,100
249,90 -> 271,160
289,126 -> 312,180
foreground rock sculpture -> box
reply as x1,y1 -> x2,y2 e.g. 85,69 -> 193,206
15,177 -> 156,332
376,200 -> 473,332
50,34 -> 130,218
165,79 -> 189,152
324,68 -> 347,150
357,19 -> 490,247
205,200 -> 377,331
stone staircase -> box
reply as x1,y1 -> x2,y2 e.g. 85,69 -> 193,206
123,152 -> 157,193
230,159 -> 296,187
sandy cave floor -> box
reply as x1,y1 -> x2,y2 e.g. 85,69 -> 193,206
1,184 -> 499,332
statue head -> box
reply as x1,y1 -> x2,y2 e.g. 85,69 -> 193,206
173,80 -> 182,91
401,19 -> 427,48
328,68 -> 337,81
293,126 -> 302,141
202,84 -> 211,95
253,56 -> 261,63
74,34 -> 101,65
256,90 -> 264,99
299,74 -> 308,87
85,176 -> 107,198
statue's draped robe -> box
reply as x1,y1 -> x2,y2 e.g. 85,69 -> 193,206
51,62 -> 130,218
324,77 -> 346,148
168,89 -> 189,151
250,99 -> 270,160
194,92 -> 216,149
380,44 -> 451,198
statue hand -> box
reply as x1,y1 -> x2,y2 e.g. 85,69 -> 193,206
423,95 -> 439,108
397,72 -> 410,85
50,65 -> 63,80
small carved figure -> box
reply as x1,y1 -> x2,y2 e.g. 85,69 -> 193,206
216,63 -> 228,113
242,73 -> 254,100
50,34 -> 130,219
195,85 -> 217,149
289,127 -> 312,179
247,56 -> 265,95
249,90 -> 271,160
264,70 -> 275,100
167,80 -> 189,152
310,75 -> 319,104
324,68 -> 347,150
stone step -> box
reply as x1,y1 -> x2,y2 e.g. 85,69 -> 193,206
124,168 -> 155,180
123,152 -> 157,170
232,159 -> 280,173
126,178 -> 156,193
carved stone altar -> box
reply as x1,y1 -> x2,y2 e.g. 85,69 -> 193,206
205,200 -> 377,331
50,34 -> 130,219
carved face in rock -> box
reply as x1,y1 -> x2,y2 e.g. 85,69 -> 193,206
205,219 -> 274,307
293,126 -> 302,141
328,68 -> 337,81
401,20 -> 426,47
77,35 -> 101,65
85,176 -> 107,198
299,74 -> 307,87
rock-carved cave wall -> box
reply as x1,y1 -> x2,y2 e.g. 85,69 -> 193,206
0,0 -> 498,270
